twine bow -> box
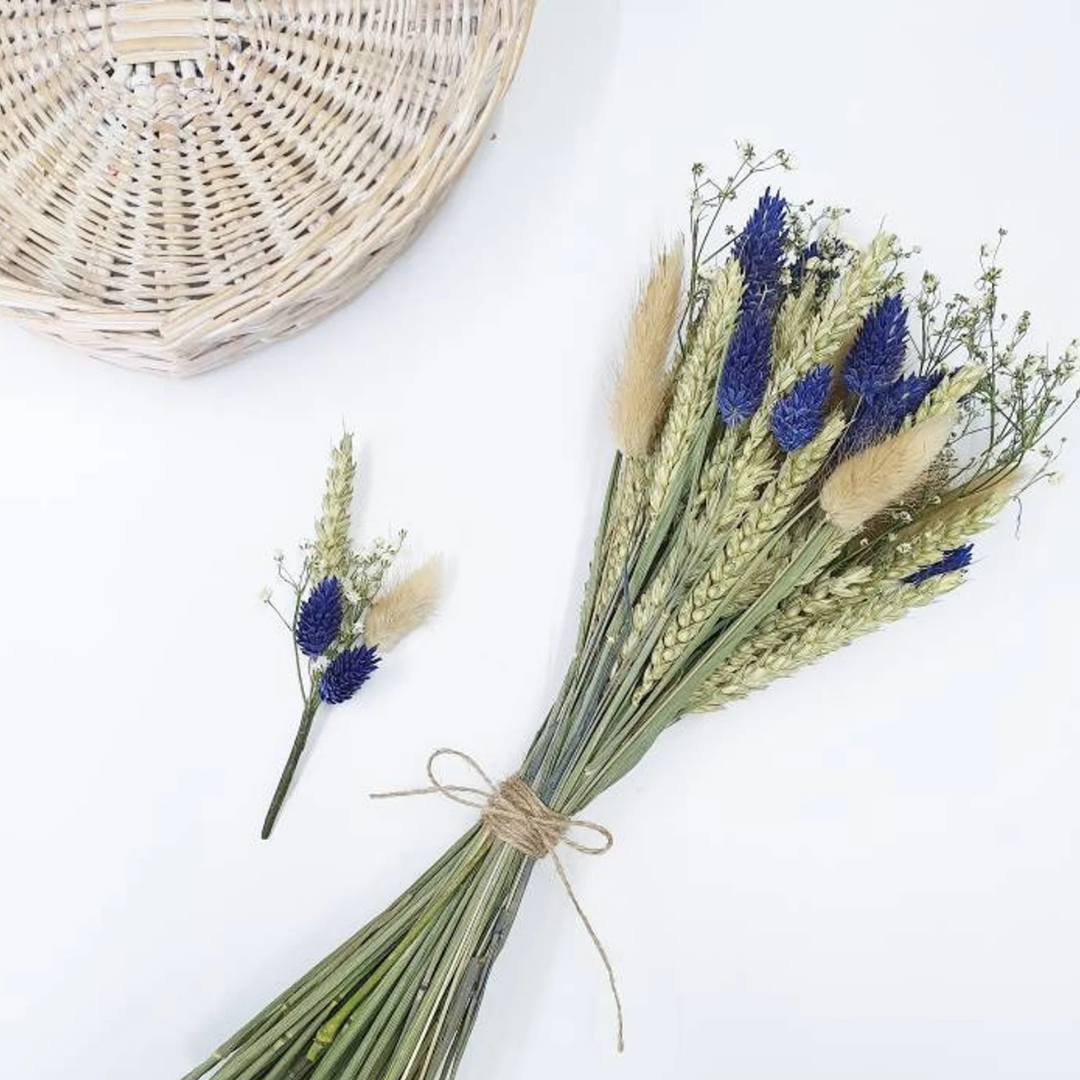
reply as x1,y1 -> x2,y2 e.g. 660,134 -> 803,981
372,748 -> 624,1051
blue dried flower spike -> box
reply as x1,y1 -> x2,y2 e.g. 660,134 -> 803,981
789,241 -> 821,292
296,576 -> 344,658
770,364 -> 833,451
716,192 -> 789,427
840,372 -> 943,456
904,544 -> 974,584
733,189 -> 788,300
320,645 -> 380,705
717,299 -> 774,426
843,295 -> 909,397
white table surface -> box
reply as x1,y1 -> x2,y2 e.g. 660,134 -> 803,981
1,2 -> 1078,1078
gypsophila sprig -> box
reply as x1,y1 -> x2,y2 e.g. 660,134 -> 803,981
188,147 -> 1076,1080
911,233 -> 1080,495
259,433 -> 442,839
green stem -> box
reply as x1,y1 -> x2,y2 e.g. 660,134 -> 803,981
262,691 -> 322,840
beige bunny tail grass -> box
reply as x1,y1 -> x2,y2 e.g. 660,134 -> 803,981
611,241 -> 685,458
820,410 -> 957,534
365,557 -> 444,651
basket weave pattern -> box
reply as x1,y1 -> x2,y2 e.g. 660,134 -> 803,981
0,1 -> 534,373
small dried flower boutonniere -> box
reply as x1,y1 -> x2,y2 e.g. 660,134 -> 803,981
260,433 -> 442,839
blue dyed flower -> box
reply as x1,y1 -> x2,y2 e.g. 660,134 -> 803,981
839,371 -> 944,456
793,239 -> 846,297
843,295 -> 909,396
904,544 -> 974,585
717,299 -> 773,426
714,192 -> 789,428
733,189 -> 788,301
770,364 -> 833,452
789,241 -> 820,292
296,577 -> 344,658
319,645 -> 380,704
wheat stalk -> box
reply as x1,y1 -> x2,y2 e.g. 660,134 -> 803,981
692,572 -> 964,710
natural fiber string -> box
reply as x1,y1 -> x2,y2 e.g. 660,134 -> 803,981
372,748 -> 625,1051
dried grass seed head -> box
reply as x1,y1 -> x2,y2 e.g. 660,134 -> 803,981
611,240 -> 684,458
820,410 -> 957,534
365,556 -> 444,651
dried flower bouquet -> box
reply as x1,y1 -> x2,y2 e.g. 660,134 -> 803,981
184,146 -> 1076,1079
260,434 -> 442,839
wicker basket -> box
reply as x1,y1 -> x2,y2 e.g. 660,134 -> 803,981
0,1 -> 534,374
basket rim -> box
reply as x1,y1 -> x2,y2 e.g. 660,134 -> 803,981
0,0 -> 536,372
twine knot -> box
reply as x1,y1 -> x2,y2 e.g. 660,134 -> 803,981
483,774 -> 612,859
373,748 -> 623,1051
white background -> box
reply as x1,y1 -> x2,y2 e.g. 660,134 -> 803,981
1,2 -> 1078,1078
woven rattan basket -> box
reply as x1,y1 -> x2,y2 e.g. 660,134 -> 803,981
0,1 -> 534,374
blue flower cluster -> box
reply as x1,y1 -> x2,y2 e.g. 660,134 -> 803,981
295,576 -> 381,705
839,370 -> 943,456
733,189 -> 787,300
843,295 -> 909,396
713,208 -> 944,459
320,645 -> 380,704
790,241 -> 821,292
717,298 -> 775,426
296,577 -> 343,658
717,191 -> 788,427
904,544 -> 974,584
770,364 -> 833,452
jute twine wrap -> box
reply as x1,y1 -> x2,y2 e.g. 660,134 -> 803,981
373,748 -> 625,1050
0,1 -> 535,374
